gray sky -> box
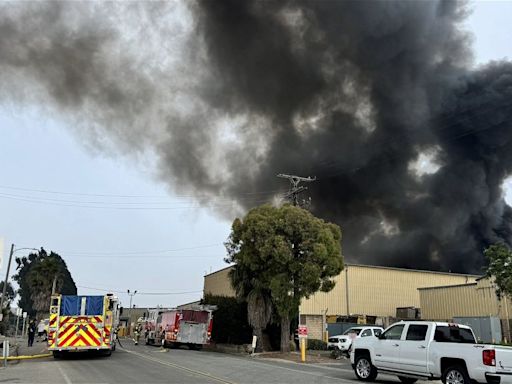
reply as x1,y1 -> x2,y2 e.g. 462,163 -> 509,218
1,0 -> 511,308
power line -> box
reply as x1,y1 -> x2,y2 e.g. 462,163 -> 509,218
67,254 -> 223,259
59,243 -> 223,255
0,192 -> 280,210
76,285 -> 202,295
0,184 -> 284,199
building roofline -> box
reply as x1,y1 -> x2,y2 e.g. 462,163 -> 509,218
177,299 -> 201,307
204,264 -> 234,277
417,282 -> 478,290
205,263 -> 481,279
344,263 -> 481,278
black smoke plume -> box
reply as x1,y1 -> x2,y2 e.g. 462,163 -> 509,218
1,1 -> 511,273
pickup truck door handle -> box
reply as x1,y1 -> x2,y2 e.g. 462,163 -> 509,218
418,346 -> 426,349
393,344 -> 399,347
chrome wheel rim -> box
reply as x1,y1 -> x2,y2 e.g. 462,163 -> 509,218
356,358 -> 371,378
446,370 -> 464,384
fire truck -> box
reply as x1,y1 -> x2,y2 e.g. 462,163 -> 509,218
142,306 -> 215,349
48,294 -> 120,357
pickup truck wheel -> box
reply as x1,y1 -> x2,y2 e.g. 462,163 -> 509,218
442,365 -> 470,384
354,355 -> 378,381
398,376 -> 418,384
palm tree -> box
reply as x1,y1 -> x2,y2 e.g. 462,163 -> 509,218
229,266 -> 272,352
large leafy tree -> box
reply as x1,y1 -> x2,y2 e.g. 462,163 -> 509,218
0,281 -> 15,334
484,243 -> 512,298
225,204 -> 343,352
14,248 -> 77,318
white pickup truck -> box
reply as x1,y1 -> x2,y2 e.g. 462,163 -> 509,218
351,321 -> 512,384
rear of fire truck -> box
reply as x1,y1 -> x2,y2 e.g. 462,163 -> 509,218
163,307 -> 215,350
48,294 -> 120,358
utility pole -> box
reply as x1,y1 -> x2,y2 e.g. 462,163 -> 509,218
277,174 -> 316,207
0,244 -> 15,317
128,289 -> 137,310
51,275 -> 58,295
127,289 -> 137,336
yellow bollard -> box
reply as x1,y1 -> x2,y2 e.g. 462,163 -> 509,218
300,338 -> 306,362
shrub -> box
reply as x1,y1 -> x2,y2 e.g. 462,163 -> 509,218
202,294 -> 253,345
307,339 -> 327,350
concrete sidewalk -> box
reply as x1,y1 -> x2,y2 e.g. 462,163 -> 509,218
2,336 -> 49,357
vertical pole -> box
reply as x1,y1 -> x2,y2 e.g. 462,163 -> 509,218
2,340 -> 8,367
0,244 -> 15,317
21,317 -> 25,338
300,338 -> 306,362
52,275 -> 58,295
14,312 -> 19,338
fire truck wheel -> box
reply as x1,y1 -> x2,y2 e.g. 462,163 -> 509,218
102,349 -> 112,357
52,351 -> 61,359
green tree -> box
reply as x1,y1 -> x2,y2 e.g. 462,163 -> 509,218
0,281 -> 15,334
225,204 -> 343,352
225,255 -> 273,352
14,248 -> 77,318
484,243 -> 512,298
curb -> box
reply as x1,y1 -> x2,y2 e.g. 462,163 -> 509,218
3,353 -> 52,360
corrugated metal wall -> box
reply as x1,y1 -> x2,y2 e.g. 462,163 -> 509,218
419,277 -> 511,320
299,264 -> 478,317
203,264 -> 480,317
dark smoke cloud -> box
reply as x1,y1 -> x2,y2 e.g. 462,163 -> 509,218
1,1 -> 511,273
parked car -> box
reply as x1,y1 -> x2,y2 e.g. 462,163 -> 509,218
351,321 -> 512,384
328,326 -> 384,352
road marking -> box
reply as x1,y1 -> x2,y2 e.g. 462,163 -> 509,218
57,363 -> 73,384
255,358 -> 354,373
246,358 -> 346,381
123,348 -> 237,384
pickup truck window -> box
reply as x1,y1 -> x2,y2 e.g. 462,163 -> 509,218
434,326 -> 475,343
406,324 -> 428,341
344,328 -> 362,336
381,324 -> 404,340
361,329 -> 372,337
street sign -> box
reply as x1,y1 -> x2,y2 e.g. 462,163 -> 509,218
22,311 -> 27,319
17,308 -> 22,316
298,325 -> 308,337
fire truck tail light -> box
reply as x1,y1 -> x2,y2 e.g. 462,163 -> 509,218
483,350 -> 496,366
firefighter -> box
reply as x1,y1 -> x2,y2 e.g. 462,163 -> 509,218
134,323 -> 142,345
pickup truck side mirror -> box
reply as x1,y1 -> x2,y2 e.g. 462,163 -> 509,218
378,333 -> 385,340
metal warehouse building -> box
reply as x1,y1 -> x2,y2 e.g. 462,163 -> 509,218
419,277 -> 511,342
204,264 -> 479,340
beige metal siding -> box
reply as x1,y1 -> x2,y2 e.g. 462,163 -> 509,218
419,277 -> 511,320
300,264 -> 478,317
204,267 -> 236,297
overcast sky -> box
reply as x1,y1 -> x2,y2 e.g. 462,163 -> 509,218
1,0 -> 512,309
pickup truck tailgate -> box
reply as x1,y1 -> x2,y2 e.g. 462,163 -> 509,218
496,346 -> 512,374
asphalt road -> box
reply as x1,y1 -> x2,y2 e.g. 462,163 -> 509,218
0,340 -> 433,384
